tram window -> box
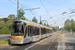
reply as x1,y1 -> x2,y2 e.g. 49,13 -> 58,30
30,26 -> 33,36
48,30 -> 49,33
33,27 -> 35,35
50,30 -> 51,33
22,25 -> 24,33
28,26 -> 30,36
46,29 -> 47,33
25,26 -> 27,37
44,28 -> 46,34
32,26 -> 39,35
35,27 -> 39,35
49,30 -> 50,33
41,28 -> 43,34
47,29 -> 48,33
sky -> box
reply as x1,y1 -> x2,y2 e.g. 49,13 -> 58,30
0,0 -> 75,27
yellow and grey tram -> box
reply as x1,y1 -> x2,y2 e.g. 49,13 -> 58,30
10,20 -> 52,44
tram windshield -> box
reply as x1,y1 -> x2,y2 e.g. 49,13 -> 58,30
12,21 -> 24,36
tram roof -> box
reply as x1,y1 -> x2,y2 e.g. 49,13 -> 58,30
14,20 -> 52,30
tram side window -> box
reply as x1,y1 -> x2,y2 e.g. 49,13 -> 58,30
43,28 -> 46,34
28,26 -> 30,36
35,27 -> 39,35
30,26 -> 33,36
25,26 -> 28,37
41,28 -> 43,34
41,28 -> 44,34
50,30 -> 52,33
48,30 -> 49,33
33,27 -> 35,35
46,29 -> 48,33
32,26 -> 39,35
22,25 -> 24,33
44,28 -> 46,34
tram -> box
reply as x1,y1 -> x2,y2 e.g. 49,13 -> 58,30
10,20 -> 52,44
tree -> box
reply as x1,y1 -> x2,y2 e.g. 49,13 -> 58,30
53,27 -> 57,31
8,14 -> 15,20
4,20 -> 13,33
71,19 -> 75,32
64,19 -> 71,31
39,21 -> 43,25
0,20 -> 5,34
21,17 -> 26,20
32,17 -> 38,23
47,24 -> 50,27
17,8 -> 25,20
44,23 -> 46,26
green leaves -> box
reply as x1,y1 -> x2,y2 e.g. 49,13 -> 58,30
32,17 -> 38,23
0,19 -> 12,34
40,21 -> 43,25
8,14 -> 15,20
53,27 -> 57,31
18,8 -> 25,20
64,19 -> 75,32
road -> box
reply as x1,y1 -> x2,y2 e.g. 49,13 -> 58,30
0,36 -> 11,40
1,32 -> 75,50
63,33 -> 75,50
0,32 -> 59,50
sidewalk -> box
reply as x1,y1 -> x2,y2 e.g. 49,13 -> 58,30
0,34 -> 11,37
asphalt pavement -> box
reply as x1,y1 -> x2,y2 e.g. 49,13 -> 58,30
0,36 -> 11,40
63,33 -> 75,50
1,32 -> 75,50
0,32 -> 59,50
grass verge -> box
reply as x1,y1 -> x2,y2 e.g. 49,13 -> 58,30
0,39 -> 10,44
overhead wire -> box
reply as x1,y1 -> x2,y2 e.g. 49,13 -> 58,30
9,0 -> 40,17
43,0 -> 61,6
9,0 -> 16,5
40,0 -> 52,18
40,0 -> 57,24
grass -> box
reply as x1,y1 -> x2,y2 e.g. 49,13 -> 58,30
0,39 -> 10,44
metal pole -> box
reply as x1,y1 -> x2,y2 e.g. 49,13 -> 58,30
40,16 -> 41,22
17,0 -> 19,20
47,21 -> 48,26
72,19 -> 73,34
39,16 -> 41,39
3,25 -> 4,34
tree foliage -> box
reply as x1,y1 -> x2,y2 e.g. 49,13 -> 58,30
44,23 -> 46,26
39,21 -> 43,25
47,24 -> 50,27
64,19 -> 75,32
8,14 -> 15,20
32,17 -> 38,23
53,27 -> 57,31
21,17 -> 26,20
0,20 -> 5,33
17,8 -> 25,20
0,18 -> 13,34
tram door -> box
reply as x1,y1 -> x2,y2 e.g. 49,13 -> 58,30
28,26 -> 33,42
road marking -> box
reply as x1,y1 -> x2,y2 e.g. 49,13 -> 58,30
25,36 -> 52,50
47,35 -> 58,50
57,42 -> 65,50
